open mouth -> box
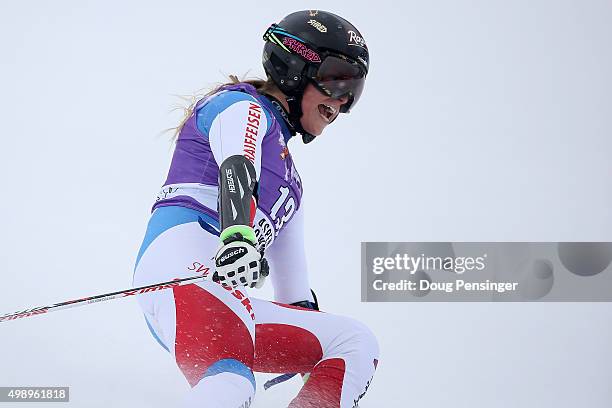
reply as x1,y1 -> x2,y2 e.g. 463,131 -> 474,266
318,104 -> 337,123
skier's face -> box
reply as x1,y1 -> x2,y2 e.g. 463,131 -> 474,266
300,83 -> 347,136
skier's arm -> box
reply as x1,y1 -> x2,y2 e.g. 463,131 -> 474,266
196,92 -> 271,287
265,203 -> 316,305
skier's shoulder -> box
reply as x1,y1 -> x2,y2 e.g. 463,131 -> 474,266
195,89 -> 272,135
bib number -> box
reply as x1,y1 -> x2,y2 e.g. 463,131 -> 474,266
269,186 -> 296,232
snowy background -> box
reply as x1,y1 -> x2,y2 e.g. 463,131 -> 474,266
1,0 -> 611,407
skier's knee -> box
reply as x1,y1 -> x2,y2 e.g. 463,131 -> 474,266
200,358 -> 256,392
353,320 -> 379,361
333,316 -> 379,362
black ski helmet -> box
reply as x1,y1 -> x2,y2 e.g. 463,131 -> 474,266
262,10 -> 369,143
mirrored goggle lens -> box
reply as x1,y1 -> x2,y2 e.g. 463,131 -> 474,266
314,56 -> 366,112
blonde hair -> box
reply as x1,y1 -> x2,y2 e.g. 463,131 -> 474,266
169,75 -> 277,141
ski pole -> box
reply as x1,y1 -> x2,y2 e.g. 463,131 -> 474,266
0,271 -> 211,324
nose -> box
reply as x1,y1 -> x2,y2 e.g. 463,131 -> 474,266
335,95 -> 349,105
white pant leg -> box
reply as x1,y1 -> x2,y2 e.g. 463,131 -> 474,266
133,209 -> 257,407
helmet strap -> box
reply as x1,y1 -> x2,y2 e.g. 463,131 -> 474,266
286,94 -> 317,144
264,92 -> 317,144
263,93 -> 295,135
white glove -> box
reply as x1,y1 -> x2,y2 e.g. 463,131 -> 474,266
213,233 -> 269,289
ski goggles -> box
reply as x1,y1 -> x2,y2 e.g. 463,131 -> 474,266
310,55 -> 366,113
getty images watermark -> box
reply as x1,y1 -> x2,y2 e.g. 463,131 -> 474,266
361,242 -> 612,302
371,252 -> 517,294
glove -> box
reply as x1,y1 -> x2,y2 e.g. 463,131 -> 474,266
213,226 -> 270,289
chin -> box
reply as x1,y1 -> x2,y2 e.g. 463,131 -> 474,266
301,122 -> 326,137
309,128 -> 324,137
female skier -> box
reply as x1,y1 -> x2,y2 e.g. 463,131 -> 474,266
133,10 -> 378,408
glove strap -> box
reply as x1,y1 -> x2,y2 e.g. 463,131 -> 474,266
220,225 -> 257,245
